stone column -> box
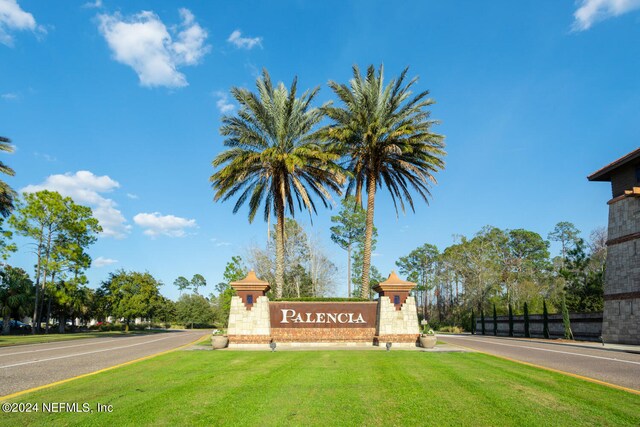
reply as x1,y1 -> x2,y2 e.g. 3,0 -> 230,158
227,271 -> 272,346
373,272 -> 420,347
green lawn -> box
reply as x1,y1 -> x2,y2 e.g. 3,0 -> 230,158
2,350 -> 638,426
0,330 -> 164,347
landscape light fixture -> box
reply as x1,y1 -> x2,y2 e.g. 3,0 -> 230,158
386,342 -> 392,351
270,341 -> 276,352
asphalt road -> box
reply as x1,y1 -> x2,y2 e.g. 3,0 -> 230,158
440,334 -> 640,391
0,330 -> 207,397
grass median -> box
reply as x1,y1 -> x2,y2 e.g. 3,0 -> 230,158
2,350 -> 639,426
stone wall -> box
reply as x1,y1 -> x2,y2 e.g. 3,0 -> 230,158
476,312 -> 603,341
602,196 -> 640,345
271,328 -> 377,342
227,295 -> 271,345
376,296 -> 420,344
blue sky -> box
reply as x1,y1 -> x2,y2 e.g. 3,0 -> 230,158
1,0 -> 639,300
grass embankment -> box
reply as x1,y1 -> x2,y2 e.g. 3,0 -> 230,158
0,330 -> 164,347
2,351 -> 639,426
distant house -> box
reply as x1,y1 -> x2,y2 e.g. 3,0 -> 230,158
588,147 -> 640,344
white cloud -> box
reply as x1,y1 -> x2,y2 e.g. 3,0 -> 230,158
97,8 -> 209,88
93,256 -> 118,267
1,92 -> 18,100
227,29 -> 262,49
210,237 -> 231,247
33,151 -> 56,162
214,90 -> 235,113
83,0 -> 103,9
573,0 -> 640,30
126,193 -> 139,199
0,0 -> 44,46
171,9 -> 208,65
133,212 -> 197,237
22,171 -> 131,239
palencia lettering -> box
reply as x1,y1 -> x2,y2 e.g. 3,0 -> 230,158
280,309 -> 366,324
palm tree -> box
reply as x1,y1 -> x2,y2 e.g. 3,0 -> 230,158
0,137 -> 16,217
211,70 -> 344,298
321,65 -> 446,299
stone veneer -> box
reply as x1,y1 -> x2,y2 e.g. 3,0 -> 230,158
271,327 -> 377,343
376,296 -> 420,346
602,196 -> 640,344
227,295 -> 271,346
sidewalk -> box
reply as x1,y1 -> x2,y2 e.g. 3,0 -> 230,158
441,333 -> 640,354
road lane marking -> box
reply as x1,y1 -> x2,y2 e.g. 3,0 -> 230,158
0,335 -> 150,357
447,336 -> 640,366
0,331 -> 172,350
442,339 -> 640,396
0,333 -> 202,369
0,333 -> 208,401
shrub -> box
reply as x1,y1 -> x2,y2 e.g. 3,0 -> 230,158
508,304 -> 514,337
438,325 -> 464,333
543,300 -> 550,339
471,310 -> 475,335
562,295 -> 573,340
524,302 -> 530,338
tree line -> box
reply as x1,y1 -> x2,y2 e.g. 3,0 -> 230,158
394,221 -> 605,329
0,187 -> 225,334
213,212 -> 605,330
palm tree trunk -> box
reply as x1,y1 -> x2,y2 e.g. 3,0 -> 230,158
2,313 -> 10,335
275,198 -> 285,299
347,243 -> 352,298
361,174 -> 376,299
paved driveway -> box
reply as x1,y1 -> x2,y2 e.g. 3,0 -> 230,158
440,334 -> 640,391
0,330 -> 207,397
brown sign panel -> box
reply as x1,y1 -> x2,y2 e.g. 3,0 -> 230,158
269,302 -> 378,329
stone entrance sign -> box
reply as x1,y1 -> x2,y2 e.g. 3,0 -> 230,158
270,302 -> 377,327
226,271 -> 421,348
270,302 -> 378,343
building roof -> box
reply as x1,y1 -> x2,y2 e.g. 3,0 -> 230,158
229,270 -> 271,292
372,271 -> 416,293
588,147 -> 640,182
